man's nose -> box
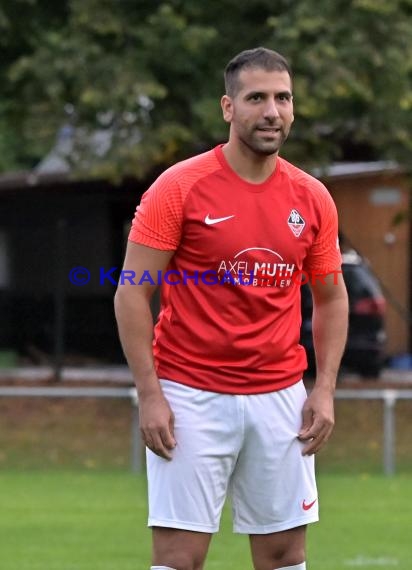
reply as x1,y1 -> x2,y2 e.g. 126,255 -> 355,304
263,98 -> 280,120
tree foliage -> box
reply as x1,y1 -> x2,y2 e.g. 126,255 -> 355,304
0,0 -> 411,178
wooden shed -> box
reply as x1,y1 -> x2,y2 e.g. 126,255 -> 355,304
320,162 -> 411,356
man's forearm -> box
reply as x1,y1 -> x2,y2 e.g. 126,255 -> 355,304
114,288 -> 162,398
311,295 -> 348,391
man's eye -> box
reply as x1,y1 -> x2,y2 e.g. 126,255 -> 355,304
250,94 -> 262,101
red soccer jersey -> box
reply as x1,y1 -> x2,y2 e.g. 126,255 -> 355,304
129,145 -> 341,394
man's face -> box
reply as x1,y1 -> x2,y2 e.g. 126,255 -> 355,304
221,67 -> 294,156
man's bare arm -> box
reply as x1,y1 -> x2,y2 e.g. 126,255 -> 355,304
114,242 -> 176,459
299,271 -> 349,455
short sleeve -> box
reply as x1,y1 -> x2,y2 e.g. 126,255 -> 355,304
303,189 -> 342,273
128,171 -> 185,251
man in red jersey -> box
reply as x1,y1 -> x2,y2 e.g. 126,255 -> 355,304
114,47 -> 348,570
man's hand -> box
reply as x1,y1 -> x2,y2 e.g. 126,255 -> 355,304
139,392 -> 176,460
298,385 -> 335,455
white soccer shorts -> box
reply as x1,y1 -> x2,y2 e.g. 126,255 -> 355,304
147,379 -> 318,534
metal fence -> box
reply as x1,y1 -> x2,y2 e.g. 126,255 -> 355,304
1,386 -> 412,475
334,388 -> 412,475
0,385 -> 142,472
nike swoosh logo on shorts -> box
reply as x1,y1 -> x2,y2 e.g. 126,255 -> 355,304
302,498 -> 317,511
204,214 -> 235,225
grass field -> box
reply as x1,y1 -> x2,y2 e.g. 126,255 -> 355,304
1,394 -> 412,568
0,471 -> 411,570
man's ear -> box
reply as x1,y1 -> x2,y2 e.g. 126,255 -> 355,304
221,95 -> 233,123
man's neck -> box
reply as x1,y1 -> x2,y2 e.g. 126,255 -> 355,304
222,142 -> 278,184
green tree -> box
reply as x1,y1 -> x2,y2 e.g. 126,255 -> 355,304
267,0 -> 412,166
1,0 -> 411,178
3,1 -> 217,178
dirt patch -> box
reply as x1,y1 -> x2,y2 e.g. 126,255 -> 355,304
1,373 -> 412,472
0,396 -> 136,470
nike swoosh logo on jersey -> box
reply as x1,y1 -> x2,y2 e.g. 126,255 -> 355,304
302,498 -> 317,511
204,214 -> 235,225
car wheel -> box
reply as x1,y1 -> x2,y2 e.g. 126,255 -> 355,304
357,362 -> 382,378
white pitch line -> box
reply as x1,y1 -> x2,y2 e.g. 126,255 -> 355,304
344,555 -> 399,566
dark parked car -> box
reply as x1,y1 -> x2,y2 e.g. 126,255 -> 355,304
301,250 -> 387,377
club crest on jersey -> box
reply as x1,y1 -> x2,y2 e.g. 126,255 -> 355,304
287,209 -> 305,237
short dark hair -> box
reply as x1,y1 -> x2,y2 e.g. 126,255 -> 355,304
224,47 -> 292,97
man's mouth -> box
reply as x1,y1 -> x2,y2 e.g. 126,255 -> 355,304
256,126 -> 281,133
